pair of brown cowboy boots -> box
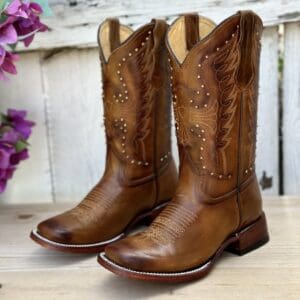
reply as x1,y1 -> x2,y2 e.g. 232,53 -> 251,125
30,10 -> 269,283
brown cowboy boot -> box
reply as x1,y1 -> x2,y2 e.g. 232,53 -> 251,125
98,11 -> 269,281
30,18 -> 178,253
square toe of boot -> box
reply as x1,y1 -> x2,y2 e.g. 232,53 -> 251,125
37,218 -> 73,244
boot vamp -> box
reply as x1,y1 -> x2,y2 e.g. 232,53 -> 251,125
37,174 -> 156,245
105,194 -> 240,273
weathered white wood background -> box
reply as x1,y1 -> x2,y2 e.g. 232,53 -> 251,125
0,0 -> 300,204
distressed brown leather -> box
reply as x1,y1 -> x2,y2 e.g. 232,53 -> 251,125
105,11 -> 266,272
35,18 -> 178,245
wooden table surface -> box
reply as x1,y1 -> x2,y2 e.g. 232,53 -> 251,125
0,197 -> 299,300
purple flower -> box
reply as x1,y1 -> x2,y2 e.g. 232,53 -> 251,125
1,129 -> 20,144
10,148 -> 29,165
5,0 -> 28,18
0,166 -> 15,192
0,147 -> 12,169
0,144 -> 15,193
0,18 -> 18,44
0,45 -> 19,81
0,180 -> 7,192
5,0 -> 48,47
7,109 -> 35,139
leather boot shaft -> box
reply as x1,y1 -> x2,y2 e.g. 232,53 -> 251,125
167,12 -> 263,207
98,19 -> 173,184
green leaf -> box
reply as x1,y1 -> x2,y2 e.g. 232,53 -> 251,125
15,140 -> 28,152
34,0 -> 53,17
9,43 -> 17,51
0,113 -> 8,124
0,13 -> 7,23
0,0 -> 9,12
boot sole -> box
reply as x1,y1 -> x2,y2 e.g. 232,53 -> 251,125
30,201 -> 169,254
97,212 -> 269,282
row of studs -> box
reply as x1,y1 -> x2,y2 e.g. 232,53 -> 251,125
192,25 -> 239,110
195,26 -> 240,179
114,30 -> 152,103
112,31 -> 170,166
167,31 -> 241,180
193,58 -> 210,109
168,59 -> 180,135
244,166 -> 254,175
113,32 -> 151,165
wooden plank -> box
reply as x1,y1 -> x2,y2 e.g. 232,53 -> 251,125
0,53 -> 52,204
0,197 -> 299,299
282,22 -> 300,195
256,26 -> 279,195
17,0 -> 300,51
41,48 -> 104,202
